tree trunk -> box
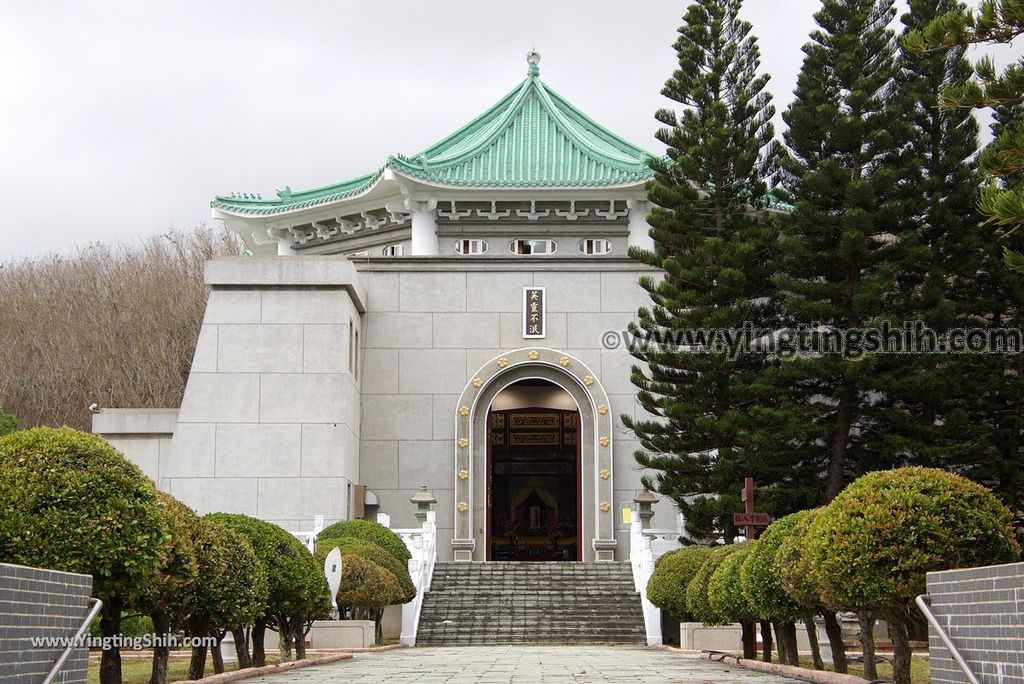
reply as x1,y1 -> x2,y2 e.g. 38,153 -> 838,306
858,612 -> 878,681
760,620 -> 773,662
779,621 -> 799,665
251,619 -> 267,667
231,627 -> 252,669
888,614 -> 912,684
804,617 -> 824,670
99,594 -> 123,684
822,611 -> 848,674
375,610 -> 384,646
210,629 -> 225,674
293,619 -> 307,660
149,611 -> 170,684
187,618 -> 209,681
279,618 -> 293,662
740,621 -> 757,660
826,391 -> 855,501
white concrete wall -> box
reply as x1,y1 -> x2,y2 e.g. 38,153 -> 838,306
355,262 -> 672,559
91,409 -> 178,485
163,257 -> 365,532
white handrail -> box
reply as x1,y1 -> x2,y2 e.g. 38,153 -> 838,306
393,512 -> 437,647
629,519 -> 683,647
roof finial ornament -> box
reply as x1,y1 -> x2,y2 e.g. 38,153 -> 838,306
526,49 -> 541,78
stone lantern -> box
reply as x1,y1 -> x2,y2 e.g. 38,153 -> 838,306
409,485 -> 437,524
633,489 -> 659,529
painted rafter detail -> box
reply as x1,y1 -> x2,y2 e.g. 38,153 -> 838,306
593,200 -> 628,221
516,200 -> 550,221
437,201 -> 473,220
311,221 -> 338,240
553,200 -> 589,221
287,226 -> 314,245
360,212 -> 389,230
476,201 -> 511,221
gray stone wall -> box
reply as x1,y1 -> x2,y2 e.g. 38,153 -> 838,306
354,258 -> 672,559
0,563 -> 93,684
162,257 -> 365,532
926,562 -> 1024,684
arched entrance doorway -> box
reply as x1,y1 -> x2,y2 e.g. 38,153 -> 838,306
486,379 -> 581,561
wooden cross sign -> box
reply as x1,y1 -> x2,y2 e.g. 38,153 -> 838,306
733,477 -> 773,540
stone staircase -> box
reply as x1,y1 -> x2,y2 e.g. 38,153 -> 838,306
415,561 -> 647,646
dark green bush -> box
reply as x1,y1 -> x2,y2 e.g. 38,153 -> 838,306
646,545 -> 712,621
336,554 -> 405,617
0,427 -> 167,599
316,536 -> 415,603
807,467 -> 1020,613
774,508 -> 824,608
318,518 -> 411,564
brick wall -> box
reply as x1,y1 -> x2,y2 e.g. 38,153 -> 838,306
926,562 -> 1024,684
0,562 -> 93,684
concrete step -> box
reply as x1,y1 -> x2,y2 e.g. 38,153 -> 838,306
416,562 -> 646,646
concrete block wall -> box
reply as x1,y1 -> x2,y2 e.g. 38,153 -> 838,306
926,562 -> 1024,684
164,257 -> 365,532
355,260 -> 673,559
0,563 -> 93,683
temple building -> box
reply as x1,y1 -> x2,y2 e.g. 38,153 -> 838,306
93,52 -> 674,563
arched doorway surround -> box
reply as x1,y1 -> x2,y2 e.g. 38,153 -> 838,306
451,348 -> 617,561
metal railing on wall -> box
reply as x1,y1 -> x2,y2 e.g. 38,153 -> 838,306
43,597 -> 103,684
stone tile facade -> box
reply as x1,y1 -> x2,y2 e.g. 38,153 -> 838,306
94,255 -> 676,561
926,562 -> 1024,684
0,562 -> 93,683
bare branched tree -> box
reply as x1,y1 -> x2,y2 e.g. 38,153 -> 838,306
0,226 -> 243,430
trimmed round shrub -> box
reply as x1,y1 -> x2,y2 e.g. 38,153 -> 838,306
190,519 -> 268,631
774,507 -> 824,608
337,554 -> 405,616
807,467 -> 1020,613
708,542 -> 758,623
0,427 -> 167,599
319,518 -> 411,564
131,492 -> 201,625
316,536 -> 415,603
646,545 -> 713,620
206,513 -> 330,622
741,511 -> 809,621
686,544 -> 742,626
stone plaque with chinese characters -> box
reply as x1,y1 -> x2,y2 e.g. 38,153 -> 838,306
523,287 -> 546,338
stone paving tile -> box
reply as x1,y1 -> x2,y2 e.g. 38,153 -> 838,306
244,646 -> 802,683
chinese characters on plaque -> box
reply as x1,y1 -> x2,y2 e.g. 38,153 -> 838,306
523,287 -> 546,338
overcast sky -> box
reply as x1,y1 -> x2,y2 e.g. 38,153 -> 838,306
0,1 -> 1014,260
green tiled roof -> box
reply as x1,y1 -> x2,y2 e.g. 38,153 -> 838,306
212,74 -> 655,216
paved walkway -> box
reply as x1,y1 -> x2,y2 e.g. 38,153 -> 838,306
244,646 -> 801,683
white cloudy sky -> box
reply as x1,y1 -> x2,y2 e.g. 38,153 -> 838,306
0,0 -> 1014,259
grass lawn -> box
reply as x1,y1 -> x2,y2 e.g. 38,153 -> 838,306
797,655 -> 930,683
87,653 -> 281,684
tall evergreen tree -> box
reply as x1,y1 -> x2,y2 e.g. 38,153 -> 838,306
865,0 -> 984,470
772,0 -> 905,501
624,0 -> 784,541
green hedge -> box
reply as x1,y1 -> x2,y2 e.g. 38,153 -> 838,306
741,511 -> 809,621
708,542 -> 758,623
646,545 -> 712,621
316,536 -> 415,603
318,519 -> 411,564
686,544 -> 742,626
806,467 -> 1020,613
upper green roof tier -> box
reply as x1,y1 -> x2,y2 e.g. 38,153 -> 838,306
211,68 -> 656,217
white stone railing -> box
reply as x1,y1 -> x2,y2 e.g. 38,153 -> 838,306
390,512 -> 437,647
629,519 -> 681,647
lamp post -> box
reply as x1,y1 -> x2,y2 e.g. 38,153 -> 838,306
633,490 -> 659,530
409,485 -> 437,525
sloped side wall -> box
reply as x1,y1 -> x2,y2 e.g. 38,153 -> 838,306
926,562 -> 1024,684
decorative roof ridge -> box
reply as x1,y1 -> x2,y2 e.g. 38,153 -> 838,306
530,79 -> 653,169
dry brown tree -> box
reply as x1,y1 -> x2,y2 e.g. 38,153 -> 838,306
0,226 -> 242,430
